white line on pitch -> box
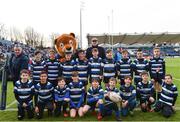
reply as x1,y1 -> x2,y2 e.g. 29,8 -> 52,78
6,100 -> 17,108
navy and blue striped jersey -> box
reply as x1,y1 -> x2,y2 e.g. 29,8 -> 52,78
88,57 -> 103,80
46,59 -> 60,82
136,81 -> 154,100
75,58 -> 88,85
29,60 -> 46,84
117,58 -> 133,82
14,80 -> 34,105
120,85 -> 136,102
87,85 -> 104,103
68,81 -> 85,108
34,82 -> 54,104
104,87 -> 119,103
149,57 -> 165,80
103,58 -> 117,82
54,85 -> 69,102
60,59 -> 76,79
131,58 -> 149,85
159,82 -> 178,106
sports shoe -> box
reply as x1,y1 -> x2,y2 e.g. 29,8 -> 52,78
63,112 -> 69,117
17,115 -> 23,120
129,110 -> 134,116
116,116 -> 122,122
97,113 -> 102,120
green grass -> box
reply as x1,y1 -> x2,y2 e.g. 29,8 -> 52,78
0,58 -> 180,121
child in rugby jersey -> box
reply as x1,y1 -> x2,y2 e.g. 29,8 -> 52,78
83,78 -> 104,120
137,71 -> 155,112
75,49 -> 89,102
88,48 -> 103,83
14,69 -> 34,120
60,52 -> 76,85
34,71 -> 54,119
131,49 -> 149,86
46,49 -> 60,86
103,49 -> 117,87
120,76 -> 136,116
29,50 -> 46,85
117,50 -> 133,85
149,47 -> 165,99
103,77 -> 121,121
153,74 -> 178,118
54,77 -> 70,117
68,71 -> 85,118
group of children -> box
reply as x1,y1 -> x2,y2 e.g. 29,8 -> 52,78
13,47 -> 178,121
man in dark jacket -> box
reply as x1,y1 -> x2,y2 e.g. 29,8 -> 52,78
86,38 -> 105,59
9,45 -> 29,85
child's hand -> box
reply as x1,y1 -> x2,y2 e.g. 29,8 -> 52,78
99,76 -> 103,79
172,106 -> 175,111
64,98 -> 70,102
149,97 -> 155,102
156,67 -> 160,72
22,103 -> 27,108
124,101 -> 128,106
35,107 -> 39,113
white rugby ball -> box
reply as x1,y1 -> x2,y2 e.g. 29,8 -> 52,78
109,92 -> 122,103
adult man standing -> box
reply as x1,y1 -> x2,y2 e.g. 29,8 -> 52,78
86,38 -> 105,59
9,44 -> 29,85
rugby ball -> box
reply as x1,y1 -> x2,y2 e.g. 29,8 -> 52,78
109,92 -> 122,103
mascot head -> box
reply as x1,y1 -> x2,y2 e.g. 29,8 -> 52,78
54,33 -> 77,58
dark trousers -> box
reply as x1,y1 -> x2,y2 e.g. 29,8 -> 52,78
121,100 -> 136,116
102,102 -> 120,117
18,104 -> 34,119
54,101 -> 68,116
154,101 -> 174,118
36,101 -> 54,119
140,98 -> 155,112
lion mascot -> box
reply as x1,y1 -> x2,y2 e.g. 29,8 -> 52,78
54,33 -> 77,62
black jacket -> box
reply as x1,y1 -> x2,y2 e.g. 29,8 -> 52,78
9,53 -> 29,82
86,45 -> 106,59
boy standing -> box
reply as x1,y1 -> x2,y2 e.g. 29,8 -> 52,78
117,50 -> 133,85
103,49 -> 117,87
88,48 -> 103,83
29,51 -> 46,85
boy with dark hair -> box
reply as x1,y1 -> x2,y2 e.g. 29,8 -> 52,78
60,52 -> 76,85
68,71 -> 85,118
29,50 -> 46,85
103,49 -> 117,87
131,49 -> 149,86
153,74 -> 178,118
34,71 -> 54,119
103,77 -> 121,121
120,76 -> 136,116
14,69 -> 34,120
54,77 -> 70,117
88,48 -> 103,83
46,49 -> 60,86
137,71 -> 155,112
149,47 -> 165,99
117,49 -> 133,85
83,78 -> 104,120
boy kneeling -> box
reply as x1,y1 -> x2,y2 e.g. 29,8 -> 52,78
137,71 -> 155,112
54,77 -> 69,117
34,71 -> 54,119
14,69 -> 34,120
83,78 -> 104,120
154,74 -> 178,118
